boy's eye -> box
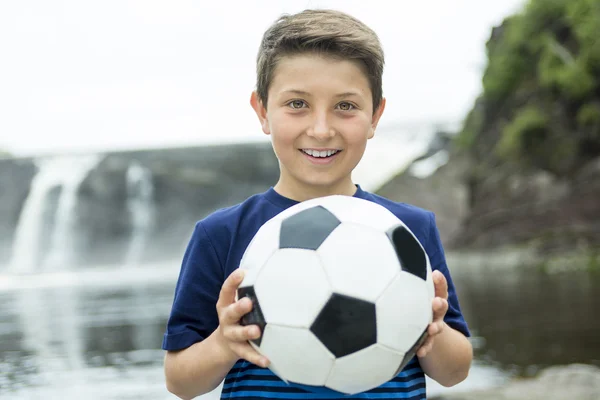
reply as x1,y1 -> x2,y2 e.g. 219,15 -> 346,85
288,100 -> 306,109
337,102 -> 355,111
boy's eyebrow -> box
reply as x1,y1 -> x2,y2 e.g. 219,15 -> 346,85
280,89 -> 362,98
281,89 -> 311,96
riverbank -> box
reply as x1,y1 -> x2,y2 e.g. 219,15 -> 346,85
446,247 -> 600,274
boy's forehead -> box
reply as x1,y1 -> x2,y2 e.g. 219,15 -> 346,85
269,53 -> 371,97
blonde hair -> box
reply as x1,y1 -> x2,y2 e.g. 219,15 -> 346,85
256,9 -> 385,112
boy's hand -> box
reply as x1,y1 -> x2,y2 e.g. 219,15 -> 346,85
417,270 -> 448,358
216,269 -> 270,368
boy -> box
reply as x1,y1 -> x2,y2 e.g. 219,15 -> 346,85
162,9 -> 472,400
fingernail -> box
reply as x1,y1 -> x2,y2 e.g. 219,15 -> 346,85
236,270 -> 245,280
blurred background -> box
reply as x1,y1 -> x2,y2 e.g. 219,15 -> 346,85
1,0 -> 599,399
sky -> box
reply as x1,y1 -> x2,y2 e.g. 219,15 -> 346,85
0,0 -> 526,157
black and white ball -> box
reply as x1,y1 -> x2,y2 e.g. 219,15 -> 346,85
237,195 -> 434,394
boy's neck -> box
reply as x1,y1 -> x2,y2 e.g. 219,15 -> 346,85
273,179 -> 358,202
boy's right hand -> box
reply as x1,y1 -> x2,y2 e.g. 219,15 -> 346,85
216,269 -> 270,368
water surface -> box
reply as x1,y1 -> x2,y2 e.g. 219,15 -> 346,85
1,262 -> 598,399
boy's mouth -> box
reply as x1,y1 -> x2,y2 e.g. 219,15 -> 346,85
300,149 -> 342,158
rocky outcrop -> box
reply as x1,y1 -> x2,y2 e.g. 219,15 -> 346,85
450,155 -> 600,253
378,0 -> 600,259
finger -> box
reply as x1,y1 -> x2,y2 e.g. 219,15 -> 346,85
432,270 -> 448,300
223,323 -> 262,343
220,297 -> 253,325
427,319 -> 446,336
432,297 -> 448,321
417,337 -> 433,358
421,335 -> 434,350
230,341 -> 270,368
217,269 -> 245,312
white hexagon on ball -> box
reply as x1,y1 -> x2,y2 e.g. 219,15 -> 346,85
325,344 -> 404,394
259,324 -> 335,387
311,195 -> 400,232
318,223 -> 400,302
254,248 -> 332,328
239,218 -> 282,288
376,271 -> 433,353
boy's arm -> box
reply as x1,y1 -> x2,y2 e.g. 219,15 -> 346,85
417,271 -> 473,387
164,327 -> 237,400
162,221 -> 237,400
164,327 -> 236,399
418,320 -> 473,386
164,269 -> 269,400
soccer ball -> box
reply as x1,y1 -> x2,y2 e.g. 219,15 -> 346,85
237,195 -> 434,394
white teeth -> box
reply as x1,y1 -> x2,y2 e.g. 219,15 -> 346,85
302,149 -> 340,158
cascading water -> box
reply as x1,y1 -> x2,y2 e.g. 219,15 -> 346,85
124,161 -> 155,267
8,154 -> 102,274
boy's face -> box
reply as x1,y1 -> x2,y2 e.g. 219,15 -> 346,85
251,53 -> 385,200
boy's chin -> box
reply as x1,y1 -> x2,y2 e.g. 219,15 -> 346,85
292,175 -> 354,193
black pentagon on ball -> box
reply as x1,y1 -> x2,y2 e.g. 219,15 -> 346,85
279,206 -> 341,250
237,286 -> 267,346
394,329 -> 429,376
310,293 -> 377,358
386,225 -> 427,281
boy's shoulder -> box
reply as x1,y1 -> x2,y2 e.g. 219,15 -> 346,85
199,191 -> 271,231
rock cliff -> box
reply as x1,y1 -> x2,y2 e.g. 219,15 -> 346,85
378,0 -> 600,263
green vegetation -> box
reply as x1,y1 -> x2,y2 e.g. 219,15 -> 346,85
458,0 -> 600,175
588,252 -> 600,273
497,106 -> 547,158
577,102 -> 600,137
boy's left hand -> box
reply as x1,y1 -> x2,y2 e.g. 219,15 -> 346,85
417,270 -> 448,358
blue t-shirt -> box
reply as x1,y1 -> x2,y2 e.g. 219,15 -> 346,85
162,185 -> 470,400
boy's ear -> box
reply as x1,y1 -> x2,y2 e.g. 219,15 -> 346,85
250,91 -> 270,135
369,97 -> 386,139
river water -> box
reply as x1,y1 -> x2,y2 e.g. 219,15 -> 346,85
0,261 -> 598,400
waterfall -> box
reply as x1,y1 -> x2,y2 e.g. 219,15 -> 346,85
8,155 -> 102,274
124,161 -> 155,267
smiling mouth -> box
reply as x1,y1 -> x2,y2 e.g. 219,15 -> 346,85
300,149 -> 342,158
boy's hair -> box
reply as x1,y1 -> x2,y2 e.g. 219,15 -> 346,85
256,9 -> 385,113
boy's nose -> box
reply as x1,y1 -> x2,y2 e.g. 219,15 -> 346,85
307,113 -> 335,140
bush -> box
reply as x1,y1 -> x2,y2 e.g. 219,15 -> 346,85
458,0 -> 600,175
566,0 -> 600,72
497,106 -> 548,158
538,38 -> 595,100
